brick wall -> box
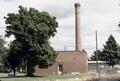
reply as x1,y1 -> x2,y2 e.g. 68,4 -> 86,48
34,51 -> 88,76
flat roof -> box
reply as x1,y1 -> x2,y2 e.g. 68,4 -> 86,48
88,61 -> 106,64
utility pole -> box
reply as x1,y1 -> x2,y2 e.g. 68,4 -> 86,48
95,30 -> 99,72
64,46 -> 67,51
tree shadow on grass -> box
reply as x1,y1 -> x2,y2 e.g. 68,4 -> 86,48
0,75 -> 46,78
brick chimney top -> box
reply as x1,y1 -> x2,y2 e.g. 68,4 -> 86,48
75,3 -> 80,7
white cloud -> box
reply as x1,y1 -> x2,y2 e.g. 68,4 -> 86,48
0,0 -> 19,28
0,0 -> 120,57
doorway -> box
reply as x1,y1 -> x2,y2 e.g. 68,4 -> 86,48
58,64 -> 63,75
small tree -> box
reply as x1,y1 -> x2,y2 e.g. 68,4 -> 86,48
90,50 -> 101,61
91,50 -> 107,61
4,41 -> 22,77
0,36 -> 7,64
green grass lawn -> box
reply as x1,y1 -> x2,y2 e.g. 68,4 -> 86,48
0,72 -> 119,81
0,75 -> 80,81
0,73 -> 97,81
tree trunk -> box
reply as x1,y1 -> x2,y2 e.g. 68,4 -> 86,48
26,59 -> 34,77
13,68 -> 16,77
27,66 -> 33,77
112,65 -> 114,68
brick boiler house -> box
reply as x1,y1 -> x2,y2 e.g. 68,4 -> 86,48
34,3 -> 88,76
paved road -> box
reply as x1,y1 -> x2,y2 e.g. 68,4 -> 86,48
94,78 -> 120,81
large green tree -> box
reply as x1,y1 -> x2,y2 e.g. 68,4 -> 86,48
5,6 -> 58,76
102,35 -> 119,67
90,35 -> 120,67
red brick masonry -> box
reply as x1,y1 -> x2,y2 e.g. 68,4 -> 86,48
34,50 -> 88,76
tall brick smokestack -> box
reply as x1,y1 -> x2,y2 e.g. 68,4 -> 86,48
75,3 -> 81,51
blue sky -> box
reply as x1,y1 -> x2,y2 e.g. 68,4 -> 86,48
0,0 -> 120,57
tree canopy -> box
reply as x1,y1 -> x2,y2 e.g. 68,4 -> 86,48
5,6 -> 58,76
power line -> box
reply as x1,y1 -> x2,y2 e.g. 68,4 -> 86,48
7,28 -> 41,39
7,28 -> 30,37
